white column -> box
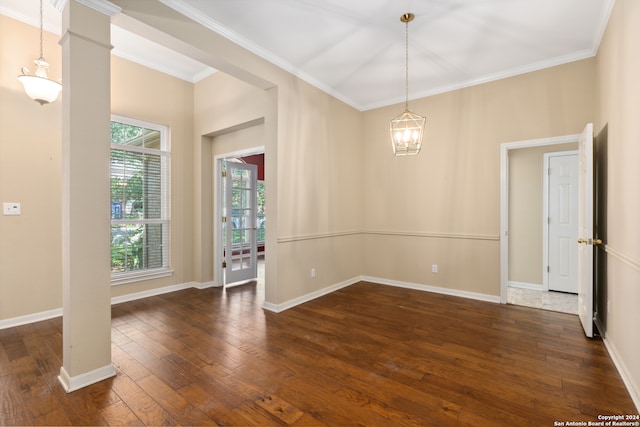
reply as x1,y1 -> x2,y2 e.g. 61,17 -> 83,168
58,0 -> 121,393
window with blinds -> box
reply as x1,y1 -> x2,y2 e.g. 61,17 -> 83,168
110,116 -> 170,284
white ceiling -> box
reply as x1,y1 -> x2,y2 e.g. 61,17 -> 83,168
2,0 -> 614,111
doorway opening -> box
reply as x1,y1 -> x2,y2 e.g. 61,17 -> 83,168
500,135 -> 580,315
214,149 -> 265,293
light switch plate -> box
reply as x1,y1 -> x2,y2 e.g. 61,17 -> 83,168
3,202 -> 21,215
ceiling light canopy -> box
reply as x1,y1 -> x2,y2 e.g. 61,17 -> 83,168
18,0 -> 61,106
390,13 -> 426,156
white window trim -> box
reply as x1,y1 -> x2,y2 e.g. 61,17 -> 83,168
111,268 -> 174,286
110,114 -> 171,285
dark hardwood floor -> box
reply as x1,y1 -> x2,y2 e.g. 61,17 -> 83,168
0,280 -> 636,426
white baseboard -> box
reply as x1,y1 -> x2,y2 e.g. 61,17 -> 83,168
602,336 -> 640,413
58,364 -> 116,393
508,280 -> 545,290
262,276 -> 500,313
262,277 -> 360,313
363,276 -> 501,304
194,281 -> 220,289
1,281 -> 209,330
0,308 -> 63,330
111,282 -> 196,305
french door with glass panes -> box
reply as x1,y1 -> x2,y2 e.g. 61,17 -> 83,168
224,162 -> 258,284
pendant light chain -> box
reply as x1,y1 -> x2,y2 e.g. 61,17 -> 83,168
38,0 -> 44,61
404,17 -> 409,112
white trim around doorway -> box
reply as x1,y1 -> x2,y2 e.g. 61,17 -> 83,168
500,134 -> 580,304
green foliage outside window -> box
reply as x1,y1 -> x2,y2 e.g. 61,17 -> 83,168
257,181 -> 265,243
110,120 -> 167,274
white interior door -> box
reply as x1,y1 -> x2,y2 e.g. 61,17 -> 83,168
224,162 -> 258,285
577,123 -> 594,337
548,153 -> 579,293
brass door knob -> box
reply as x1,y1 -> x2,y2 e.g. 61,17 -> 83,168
593,239 -> 603,246
577,238 -> 588,244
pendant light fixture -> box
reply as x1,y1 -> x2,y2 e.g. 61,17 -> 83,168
18,0 -> 62,105
390,13 -> 425,156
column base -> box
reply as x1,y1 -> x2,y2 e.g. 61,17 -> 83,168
58,364 -> 116,393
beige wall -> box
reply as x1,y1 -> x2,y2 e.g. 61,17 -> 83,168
110,57 -> 195,298
0,16 -> 196,320
508,143 -> 577,285
362,59 -> 594,296
595,0 -> 640,407
193,72 -> 268,285
1,13 -> 594,317
0,16 -> 63,320
0,0 -> 638,409
194,71 -> 364,303
274,79 -> 364,302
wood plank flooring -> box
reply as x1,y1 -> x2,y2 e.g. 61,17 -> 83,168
0,281 -> 636,426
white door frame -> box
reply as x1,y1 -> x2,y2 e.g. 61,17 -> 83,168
543,150 -> 579,292
500,134 -> 580,304
214,146 -> 265,287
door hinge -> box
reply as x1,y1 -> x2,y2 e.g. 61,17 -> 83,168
222,261 -> 227,268
548,167 -> 551,175
547,265 -> 550,273
222,216 -> 226,223
548,216 -> 551,224
222,170 -> 227,177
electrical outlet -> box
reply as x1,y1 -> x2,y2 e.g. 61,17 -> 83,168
311,268 -> 316,278
432,264 -> 438,273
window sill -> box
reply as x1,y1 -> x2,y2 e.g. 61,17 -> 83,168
111,268 -> 174,286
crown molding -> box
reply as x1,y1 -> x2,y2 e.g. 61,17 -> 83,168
362,49 -> 596,111
592,0 -> 615,54
159,0 -> 359,108
52,0 -> 121,17
51,0 -> 67,12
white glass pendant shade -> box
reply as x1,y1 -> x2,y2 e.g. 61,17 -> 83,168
18,0 -> 62,106
390,110 -> 426,156
18,60 -> 62,105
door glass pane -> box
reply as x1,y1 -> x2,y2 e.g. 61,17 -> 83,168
224,161 -> 258,283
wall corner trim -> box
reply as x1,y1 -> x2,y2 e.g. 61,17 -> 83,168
262,277 -> 360,313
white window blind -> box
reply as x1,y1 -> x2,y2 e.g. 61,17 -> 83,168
110,116 -> 170,283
